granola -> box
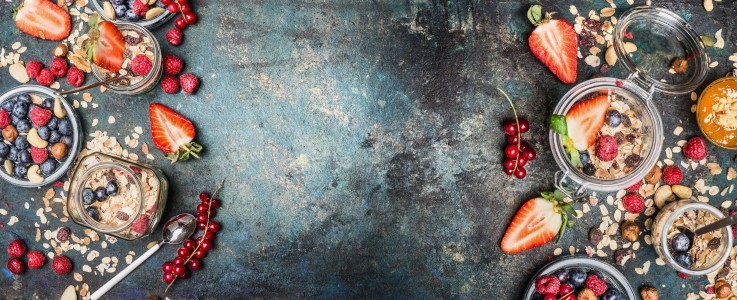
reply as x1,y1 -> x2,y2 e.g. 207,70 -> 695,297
667,210 -> 725,270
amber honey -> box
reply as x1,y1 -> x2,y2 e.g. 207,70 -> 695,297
697,77 -> 737,149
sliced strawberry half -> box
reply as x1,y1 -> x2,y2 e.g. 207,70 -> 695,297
566,95 -> 610,151
501,192 -> 573,254
14,0 -> 71,41
86,15 -> 126,72
149,103 -> 202,163
527,6 -> 578,84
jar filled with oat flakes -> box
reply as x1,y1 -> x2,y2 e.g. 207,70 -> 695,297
549,7 -> 709,197
90,22 -> 163,95
67,153 -> 168,240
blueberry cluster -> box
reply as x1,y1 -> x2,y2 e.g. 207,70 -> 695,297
109,0 -> 164,21
670,233 -> 694,269
82,180 -> 119,221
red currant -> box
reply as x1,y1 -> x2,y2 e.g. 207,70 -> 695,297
506,134 -> 519,144
179,3 -> 191,14
519,141 -> 530,151
197,222 -> 207,230
200,239 -> 213,251
177,0 -> 187,3
558,283 -> 574,296
196,213 -> 209,224
503,121 -> 517,135
199,192 -> 210,202
503,159 -> 516,171
172,263 -> 187,277
178,247 -> 191,258
504,144 -> 519,159
523,148 -> 536,161
183,239 -> 196,250
173,257 -> 185,266
162,272 -> 175,283
178,268 -> 191,279
167,3 -> 179,13
209,199 -> 221,208
504,168 -> 514,175
202,231 -> 215,240
175,17 -> 187,29
194,248 -> 207,259
518,118 -> 530,133
196,203 -> 209,214
162,261 -> 174,273
188,258 -> 203,271
184,12 -> 197,24
208,221 -> 221,233
543,294 -> 556,300
514,166 -> 526,179
516,156 -> 527,167
160,0 -> 171,4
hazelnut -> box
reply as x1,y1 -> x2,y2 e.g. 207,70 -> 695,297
716,280 -> 733,298
621,220 -> 640,242
644,165 -> 662,185
672,57 -> 688,74
578,288 -> 597,300
53,43 -> 68,58
2,125 -> 18,142
51,143 -> 68,160
640,285 -> 658,300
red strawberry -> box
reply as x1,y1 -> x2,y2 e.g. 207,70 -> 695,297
501,193 -> 572,254
36,68 -> 54,86
166,28 -> 183,46
14,0 -> 72,41
25,60 -> 43,79
163,54 -> 184,75
52,255 -> 72,274
0,110 -> 10,128
86,15 -> 126,72
160,75 -> 180,94
662,165 -> 683,185
527,6 -> 578,84
66,66 -> 85,87
131,54 -> 152,76
30,147 -> 48,164
132,0 -> 149,16
27,250 -> 46,269
7,257 -> 26,274
623,193 -> 644,214
179,74 -> 200,94
149,103 -> 202,162
49,57 -> 68,77
7,239 -> 27,258
566,95 -> 610,151
683,137 -> 707,160
29,105 -> 52,127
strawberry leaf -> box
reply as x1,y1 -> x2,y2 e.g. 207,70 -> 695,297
562,136 -> 583,168
556,213 -> 568,243
527,5 -> 542,25
549,114 -> 567,136
554,190 -> 566,201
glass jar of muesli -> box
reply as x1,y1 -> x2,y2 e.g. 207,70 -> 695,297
67,153 -> 168,240
90,22 -> 162,95
550,7 -> 709,197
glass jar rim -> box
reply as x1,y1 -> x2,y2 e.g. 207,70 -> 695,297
90,0 -> 175,29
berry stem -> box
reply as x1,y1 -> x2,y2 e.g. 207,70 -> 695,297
497,87 -> 521,172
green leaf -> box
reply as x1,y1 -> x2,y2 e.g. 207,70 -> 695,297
567,219 -> 576,227
556,214 -> 567,243
553,190 -> 566,201
541,191 -> 555,200
562,204 -> 576,216
701,35 -> 716,47
562,136 -> 582,168
527,5 -> 543,25
549,114 -> 567,136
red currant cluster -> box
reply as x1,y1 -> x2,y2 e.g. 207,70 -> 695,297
161,0 -> 198,29
161,188 -> 222,287
502,118 -> 537,179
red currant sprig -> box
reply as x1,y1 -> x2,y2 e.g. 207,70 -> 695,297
498,88 -> 536,179
160,0 -> 198,29
162,181 -> 223,290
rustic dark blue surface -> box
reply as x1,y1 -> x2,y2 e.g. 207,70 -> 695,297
1,0 -> 736,299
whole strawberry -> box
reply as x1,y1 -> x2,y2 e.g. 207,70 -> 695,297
7,239 -> 28,258
166,28 -> 183,46
27,250 -> 46,269
584,274 -> 608,296
163,54 -> 184,75
37,69 -> 54,86
52,255 -> 73,274
26,61 -> 44,79
66,66 -> 85,87
683,137 -> 707,160
623,193 -> 644,214
50,57 -> 68,77
131,54 -> 152,76
662,165 -> 683,185
7,257 -> 26,274
161,75 -> 180,94
179,74 -> 200,94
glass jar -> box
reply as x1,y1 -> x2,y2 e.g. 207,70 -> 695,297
550,7 -> 708,197
697,73 -> 737,149
523,256 -> 636,299
0,85 -> 82,188
67,153 -> 168,240
652,200 -> 732,275
90,22 -> 163,95
90,0 -> 175,29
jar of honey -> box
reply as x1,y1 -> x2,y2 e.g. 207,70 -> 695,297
697,72 -> 737,149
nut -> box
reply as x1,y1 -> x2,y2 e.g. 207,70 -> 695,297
640,285 -> 658,300
51,143 -> 68,160
61,285 -> 77,300
30,94 -> 44,105
53,43 -> 68,58
145,7 -> 165,20
4,160 -> 13,175
53,97 -> 67,118
2,125 -> 18,142
624,42 -> 638,53
621,220 -> 640,242
704,0 -> 714,12
672,185 -> 693,199
27,165 -> 43,183
605,46 -> 617,66
27,128 -> 49,148
717,280 -> 733,298
672,57 -> 688,74
9,62 -> 29,84
645,165 -> 662,185
103,1 -> 115,19
654,185 -> 675,208
578,288 -> 597,300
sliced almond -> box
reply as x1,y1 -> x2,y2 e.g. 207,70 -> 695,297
54,97 -> 67,118
600,7 -> 615,17
27,165 -> 43,183
145,7 -> 165,20
624,42 -> 638,53
654,185 -> 674,208
605,46 -> 617,66
704,0 -> 714,12
9,62 -> 29,83
672,185 -> 693,199
30,94 -> 44,105
27,128 -> 49,149
61,285 -> 77,300
103,1 -> 115,19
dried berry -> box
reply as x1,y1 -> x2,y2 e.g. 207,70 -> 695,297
625,154 -> 642,168
583,19 -> 602,31
708,237 -> 721,250
56,226 -> 70,242
614,248 -> 634,266
588,227 -> 603,245
622,115 -> 632,127
672,57 -> 688,74
614,132 -> 625,144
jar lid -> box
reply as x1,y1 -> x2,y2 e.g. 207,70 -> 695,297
613,7 -> 708,95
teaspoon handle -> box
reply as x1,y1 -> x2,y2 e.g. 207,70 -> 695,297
90,242 -> 162,300
694,214 -> 737,236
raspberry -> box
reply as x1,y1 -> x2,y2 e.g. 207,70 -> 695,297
7,239 -> 27,258
623,193 -> 645,214
25,61 -> 44,79
677,271 -> 690,279
163,54 -> 184,75
595,135 -> 619,162
160,75 -> 180,94
534,275 -> 561,295
7,257 -> 26,274
27,250 -> 46,269
132,0 -> 149,16
30,147 -> 49,164
578,288 -> 597,300
131,214 -> 150,235
584,274 -> 608,296
166,28 -> 183,46
52,255 -> 73,274
29,105 -> 52,127
36,69 -> 54,86
66,66 -> 85,87
625,180 -> 642,192
683,137 -> 707,160
179,73 -> 200,94
131,54 -> 152,76
0,110 -> 10,128
662,165 -> 683,185
49,57 -> 68,77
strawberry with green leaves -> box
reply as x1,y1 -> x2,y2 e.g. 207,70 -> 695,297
13,0 -> 71,41
501,191 -> 575,254
550,95 -> 610,168
149,103 -> 203,163
85,15 -> 126,72
527,5 -> 578,84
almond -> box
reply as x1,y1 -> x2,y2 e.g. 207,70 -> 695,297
4,160 -> 13,175
624,42 -> 638,53
605,46 -> 617,66
30,94 -> 44,105
9,62 -> 29,83
145,7 -> 165,20
103,1 -> 115,19
61,285 -> 77,300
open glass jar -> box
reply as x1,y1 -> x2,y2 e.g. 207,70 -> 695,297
67,153 -> 168,240
90,22 -> 163,95
550,7 -> 708,196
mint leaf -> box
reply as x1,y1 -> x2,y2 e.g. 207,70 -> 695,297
556,214 -> 568,243
527,5 -> 542,25
549,114 -> 567,136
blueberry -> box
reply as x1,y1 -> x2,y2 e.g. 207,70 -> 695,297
16,94 -> 30,103
554,269 -> 569,282
0,143 -> 8,159
18,150 -> 31,164
12,101 -> 28,118
112,0 -> 125,4
583,163 -> 596,176
114,4 -> 127,17
42,98 -> 54,109
47,117 -> 58,130
40,159 -> 56,175
7,147 -> 18,161
14,164 -> 27,178
86,206 -> 100,221
58,118 -> 73,135
106,181 -> 118,196
14,136 -> 29,150
15,120 -> 31,134
580,151 -> 591,165
600,288 -> 623,300
674,252 -> 693,268
125,9 -> 141,21
61,135 -> 73,148
95,187 -> 108,201
82,188 -> 96,205
37,126 -> 50,141
670,233 -> 691,252
11,115 -> 23,125
49,130 -> 62,144
606,110 -> 622,128
569,269 -> 587,287
1,99 -> 16,111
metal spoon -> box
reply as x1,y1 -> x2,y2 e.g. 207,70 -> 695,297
90,213 -> 196,300
678,213 -> 737,247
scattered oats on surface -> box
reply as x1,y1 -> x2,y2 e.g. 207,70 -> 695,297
553,248 -> 563,255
